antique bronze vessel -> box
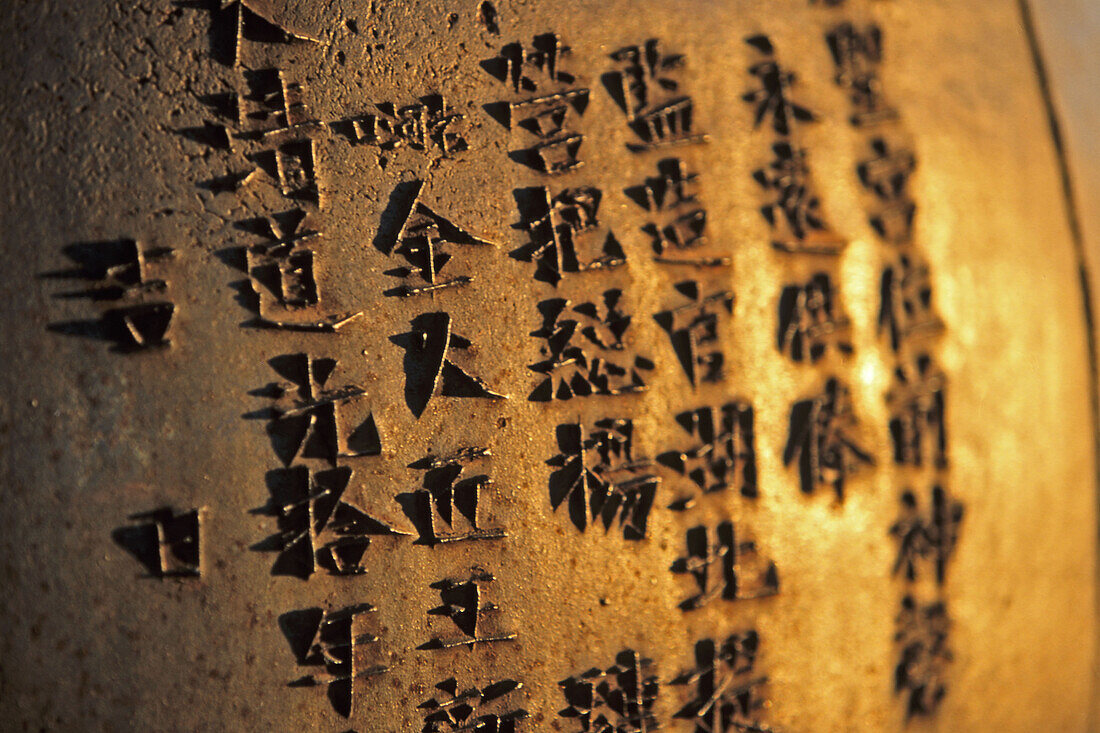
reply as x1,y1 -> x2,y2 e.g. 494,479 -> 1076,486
1,0 -> 1097,730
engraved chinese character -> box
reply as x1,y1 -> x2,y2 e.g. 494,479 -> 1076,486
244,211 -> 362,331
529,291 -> 653,401
332,94 -> 467,155
245,210 -> 320,307
377,180 -> 495,296
108,302 -> 176,350
513,186 -> 625,285
48,238 -> 176,351
894,595 -> 952,718
826,23 -> 897,126
783,377 -> 873,499
421,569 -> 517,650
777,272 -> 853,363
258,353 -> 380,466
397,447 -> 507,545
661,402 -> 757,511
484,34 -> 591,172
484,33 -> 575,93
503,92 -> 589,173
858,138 -> 917,244
558,649 -> 660,733
886,354 -> 947,468
112,507 -> 202,578
672,632 -> 776,733
247,137 -> 318,202
755,141 -> 844,254
627,157 -> 701,214
260,466 -> 404,579
393,312 -> 506,419
546,419 -> 659,540
625,158 -> 728,267
419,678 -> 529,733
671,522 -> 779,611
654,282 -> 735,387
879,252 -> 944,352
191,0 -> 320,67
280,604 -> 386,718
223,69 -> 324,204
742,35 -> 815,136
607,39 -> 708,151
891,485 -> 964,584
237,68 -> 317,135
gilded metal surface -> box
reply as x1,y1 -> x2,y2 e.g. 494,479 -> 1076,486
0,1 -> 1096,731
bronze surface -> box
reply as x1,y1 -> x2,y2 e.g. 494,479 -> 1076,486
0,1 -> 1096,730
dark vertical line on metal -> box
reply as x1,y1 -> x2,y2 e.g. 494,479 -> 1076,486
1017,0 -> 1100,721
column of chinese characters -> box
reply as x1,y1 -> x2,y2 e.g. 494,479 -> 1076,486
401,451 -> 523,721
609,41 -> 730,390
485,33 -> 626,285
195,67 -> 366,332
403,451 -> 517,668
309,33 -> 538,728
741,32 -> 873,501
672,630 -> 780,733
823,16 -> 962,720
482,35 -> 654,406
170,8 -> 406,720
597,39 -> 782,731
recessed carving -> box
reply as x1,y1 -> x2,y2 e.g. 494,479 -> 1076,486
886,354 -> 947,468
546,419 -> 659,540
660,402 -> 757,512
484,34 -> 590,173
398,447 -> 506,545
529,291 -> 653,401
742,34 -> 843,256
654,282 -> 734,387
419,678 -> 528,732
558,649 -> 660,732
47,238 -> 176,351
671,522 -> 779,611
483,33 -> 575,93
330,95 -> 468,156
243,212 -> 362,331
512,187 -> 625,285
256,353 -> 380,466
625,158 -> 730,268
376,180 -> 495,297
605,39 -> 709,151
777,272 -> 852,363
672,631 -> 775,733
826,23 -> 898,127
879,252 -> 944,352
754,141 -> 844,255
280,603 -> 386,718
783,377 -> 873,500
742,35 -> 815,136
857,137 -> 917,245
112,507 -> 202,578
420,569 -> 517,649
894,595 -> 952,719
392,312 -> 506,418
248,137 -> 318,202
238,67 -> 319,138
256,466 -> 404,578
891,485 -> 964,585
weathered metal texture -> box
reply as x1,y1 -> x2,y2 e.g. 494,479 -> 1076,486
0,1 -> 1095,731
